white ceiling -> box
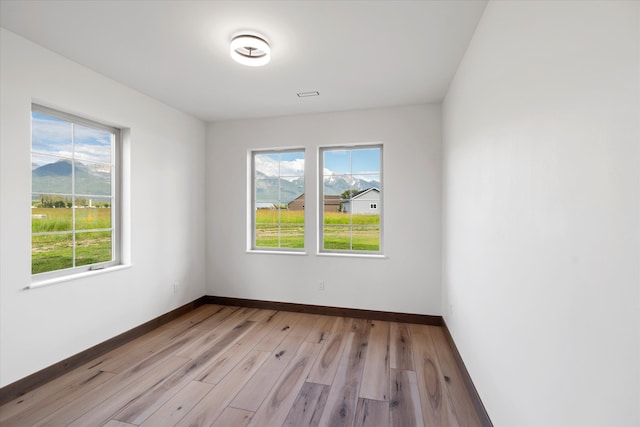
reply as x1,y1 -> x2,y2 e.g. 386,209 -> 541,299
0,0 -> 487,122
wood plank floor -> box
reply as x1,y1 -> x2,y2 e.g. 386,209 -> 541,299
0,305 -> 482,427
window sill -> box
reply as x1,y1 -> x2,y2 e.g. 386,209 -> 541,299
247,250 -> 308,256
316,252 -> 387,259
25,264 -> 132,290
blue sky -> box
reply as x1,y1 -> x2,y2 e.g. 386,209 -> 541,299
31,112 -> 113,167
323,147 -> 380,177
255,147 -> 380,181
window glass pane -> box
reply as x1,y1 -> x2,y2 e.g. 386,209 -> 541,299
76,231 -> 112,266
280,209 -> 304,226
323,225 -> 351,250
74,124 -> 112,164
323,174 -> 350,197
323,150 -> 350,175
255,207 -> 278,224
320,145 -> 382,254
75,162 -> 111,196
255,152 -> 280,176
352,210 -> 380,225
324,208 -> 350,225
32,154 -> 72,194
287,194 -> 305,211
280,178 -> 304,205
351,148 -> 380,174
255,178 -> 280,204
279,152 -> 305,178
351,173 -> 381,190
252,150 -> 304,251
352,225 -> 380,251
75,205 -> 111,230
31,106 -> 119,276
321,195 -> 341,214
32,201 -> 73,232
347,189 -> 381,216
255,224 -> 278,248
279,225 -> 304,249
32,233 -> 73,274
31,112 -> 72,156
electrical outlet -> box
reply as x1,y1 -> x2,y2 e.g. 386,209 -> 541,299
318,280 -> 325,291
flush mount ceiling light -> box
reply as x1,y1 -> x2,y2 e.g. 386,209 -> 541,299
230,34 -> 270,67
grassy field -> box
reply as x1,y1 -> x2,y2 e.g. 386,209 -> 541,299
255,209 -> 380,251
32,207 -> 379,273
32,208 -> 112,274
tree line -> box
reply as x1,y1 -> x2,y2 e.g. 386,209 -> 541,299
34,195 -> 110,208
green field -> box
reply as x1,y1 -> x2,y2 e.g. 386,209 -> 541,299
255,209 -> 380,251
32,208 -> 112,274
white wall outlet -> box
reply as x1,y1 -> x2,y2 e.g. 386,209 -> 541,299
318,280 -> 325,291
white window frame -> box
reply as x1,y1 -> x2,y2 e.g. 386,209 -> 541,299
318,143 -> 384,256
249,148 -> 306,253
31,104 -> 121,281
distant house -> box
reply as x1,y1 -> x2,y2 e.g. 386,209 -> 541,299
323,195 -> 341,212
341,188 -> 380,214
287,194 -> 305,211
288,194 -> 342,212
255,202 -> 276,209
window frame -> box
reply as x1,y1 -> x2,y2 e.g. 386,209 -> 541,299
249,148 -> 306,253
318,143 -> 384,256
31,104 -> 121,280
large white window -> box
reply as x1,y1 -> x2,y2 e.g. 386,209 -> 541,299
319,144 -> 383,254
31,105 -> 120,277
251,149 -> 305,251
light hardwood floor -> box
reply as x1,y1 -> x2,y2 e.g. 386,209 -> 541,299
0,304 -> 482,426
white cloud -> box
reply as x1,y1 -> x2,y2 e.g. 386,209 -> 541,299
32,115 -> 112,164
256,154 -> 304,180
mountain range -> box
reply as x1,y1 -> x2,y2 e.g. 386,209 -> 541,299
32,160 -> 379,202
32,159 -> 111,196
256,171 -> 379,204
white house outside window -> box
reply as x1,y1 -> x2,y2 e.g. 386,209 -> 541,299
319,144 -> 383,254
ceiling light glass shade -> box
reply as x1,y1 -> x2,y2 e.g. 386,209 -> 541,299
230,35 -> 271,67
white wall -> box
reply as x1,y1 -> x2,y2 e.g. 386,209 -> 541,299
206,105 -> 442,315
0,29 -> 207,387
443,1 -> 640,425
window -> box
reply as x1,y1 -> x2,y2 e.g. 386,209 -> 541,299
31,105 -> 120,277
320,145 -> 382,254
251,149 -> 305,251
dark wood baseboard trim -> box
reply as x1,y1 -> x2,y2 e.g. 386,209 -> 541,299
0,296 -> 207,406
205,295 -> 443,326
441,319 -> 493,427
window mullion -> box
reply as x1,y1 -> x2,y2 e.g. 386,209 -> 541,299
71,122 -> 76,268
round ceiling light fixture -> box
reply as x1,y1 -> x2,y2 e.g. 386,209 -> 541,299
230,34 -> 271,67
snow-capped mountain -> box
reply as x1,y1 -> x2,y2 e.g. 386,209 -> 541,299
255,171 -> 380,204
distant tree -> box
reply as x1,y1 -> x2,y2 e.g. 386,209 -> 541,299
340,189 -> 359,199
339,189 -> 359,212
